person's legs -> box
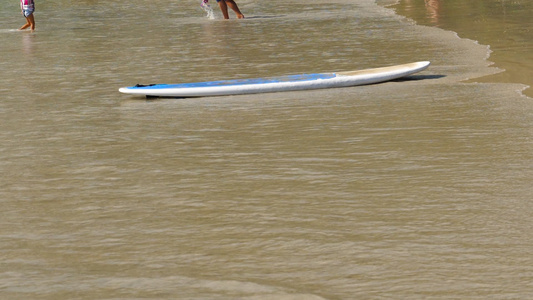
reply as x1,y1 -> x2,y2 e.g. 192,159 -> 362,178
27,14 -> 35,30
20,17 -> 31,30
217,0 -> 244,19
19,9 -> 35,30
217,0 -> 230,19
225,0 -> 244,19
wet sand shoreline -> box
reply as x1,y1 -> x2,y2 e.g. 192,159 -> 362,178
2,1 -> 533,298
380,0 -> 532,98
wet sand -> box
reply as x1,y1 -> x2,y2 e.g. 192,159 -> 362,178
385,0 -> 533,98
2,1 -> 533,299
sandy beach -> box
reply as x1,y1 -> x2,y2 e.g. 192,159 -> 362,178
1,1 -> 532,298
387,0 -> 532,98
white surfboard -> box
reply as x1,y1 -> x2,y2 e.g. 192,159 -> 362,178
119,61 -> 430,98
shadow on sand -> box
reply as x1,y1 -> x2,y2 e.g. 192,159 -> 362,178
393,74 -> 446,82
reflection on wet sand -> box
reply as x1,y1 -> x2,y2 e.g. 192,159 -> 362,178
395,0 -> 532,97
402,0 -> 442,25
424,0 -> 441,24
22,32 -> 35,56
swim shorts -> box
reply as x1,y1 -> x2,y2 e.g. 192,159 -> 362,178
22,8 -> 34,17
22,6 -> 34,17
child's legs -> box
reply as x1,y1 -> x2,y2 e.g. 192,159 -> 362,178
217,0 -> 230,19
20,8 -> 35,30
20,17 -> 31,30
225,0 -> 244,18
27,14 -> 35,30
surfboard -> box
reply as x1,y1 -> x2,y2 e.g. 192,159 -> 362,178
119,61 -> 430,98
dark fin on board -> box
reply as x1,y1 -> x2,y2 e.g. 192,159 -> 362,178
135,84 -> 157,87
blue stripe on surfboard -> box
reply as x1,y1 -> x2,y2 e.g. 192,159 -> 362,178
129,73 -> 337,90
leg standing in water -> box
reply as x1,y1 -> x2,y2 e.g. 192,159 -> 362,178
216,0 -> 244,19
19,0 -> 36,30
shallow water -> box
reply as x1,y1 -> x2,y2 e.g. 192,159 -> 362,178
392,0 -> 533,97
1,0 -> 533,299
